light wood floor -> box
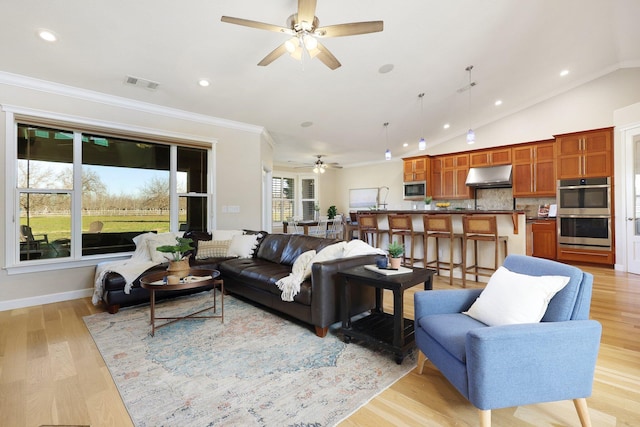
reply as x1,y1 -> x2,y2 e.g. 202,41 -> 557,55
1,264 -> 638,426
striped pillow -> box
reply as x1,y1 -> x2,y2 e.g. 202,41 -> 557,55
196,239 -> 231,259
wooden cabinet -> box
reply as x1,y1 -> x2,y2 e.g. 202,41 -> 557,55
531,219 -> 556,260
557,246 -> 614,265
432,154 -> 471,199
512,140 -> 556,197
403,156 -> 428,182
556,128 -> 612,179
469,147 -> 512,167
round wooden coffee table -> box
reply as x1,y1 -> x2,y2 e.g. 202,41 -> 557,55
140,268 -> 223,336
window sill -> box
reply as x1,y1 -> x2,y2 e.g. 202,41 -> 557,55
4,253 -> 131,275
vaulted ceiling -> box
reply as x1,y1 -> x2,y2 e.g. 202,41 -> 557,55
2,0 -> 639,169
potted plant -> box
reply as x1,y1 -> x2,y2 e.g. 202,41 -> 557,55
327,205 -> 338,219
156,236 -> 194,278
424,196 -> 433,210
387,241 -> 404,269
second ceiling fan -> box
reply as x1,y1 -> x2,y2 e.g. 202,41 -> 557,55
221,0 -> 383,70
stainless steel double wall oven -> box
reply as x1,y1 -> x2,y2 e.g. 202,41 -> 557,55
557,177 -> 612,250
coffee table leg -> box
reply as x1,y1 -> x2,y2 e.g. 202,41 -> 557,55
150,289 -> 156,337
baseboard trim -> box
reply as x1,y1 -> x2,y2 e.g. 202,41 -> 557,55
0,288 -> 93,312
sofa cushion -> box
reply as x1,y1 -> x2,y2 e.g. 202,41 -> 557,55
418,313 -> 487,363
220,258 -> 291,291
279,235 -> 341,266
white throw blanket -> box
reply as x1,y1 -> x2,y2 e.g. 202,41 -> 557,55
92,259 -> 160,305
276,250 -> 316,302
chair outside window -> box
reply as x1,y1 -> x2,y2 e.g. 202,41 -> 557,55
20,225 -> 57,257
89,221 -> 104,233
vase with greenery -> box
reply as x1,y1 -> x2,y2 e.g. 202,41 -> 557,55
387,241 -> 404,269
424,196 -> 433,210
327,205 -> 337,219
156,236 -> 194,277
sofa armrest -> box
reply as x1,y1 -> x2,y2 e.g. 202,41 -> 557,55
466,320 -> 602,410
414,289 -> 483,320
309,254 -> 384,327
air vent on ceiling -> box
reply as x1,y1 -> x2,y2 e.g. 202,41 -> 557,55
125,75 -> 160,91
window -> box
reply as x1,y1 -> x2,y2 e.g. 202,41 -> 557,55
11,121 -> 211,266
272,176 -> 294,223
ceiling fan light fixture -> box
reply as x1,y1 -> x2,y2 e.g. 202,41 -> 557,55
302,33 -> 317,50
285,37 -> 299,53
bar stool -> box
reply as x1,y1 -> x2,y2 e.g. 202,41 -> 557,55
388,214 -> 424,267
357,213 -> 386,248
423,214 -> 463,286
462,215 -> 508,287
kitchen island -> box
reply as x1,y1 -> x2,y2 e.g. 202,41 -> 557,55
357,209 -> 526,282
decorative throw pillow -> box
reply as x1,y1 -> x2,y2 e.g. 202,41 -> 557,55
464,266 -> 571,326
131,232 -> 156,261
211,229 -> 245,241
227,234 -> 260,258
196,240 -> 231,259
342,239 -> 386,258
147,232 -> 180,263
304,242 -> 347,277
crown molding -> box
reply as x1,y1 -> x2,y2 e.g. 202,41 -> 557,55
0,71 -> 266,135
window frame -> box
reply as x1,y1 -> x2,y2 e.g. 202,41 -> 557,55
3,106 -> 216,274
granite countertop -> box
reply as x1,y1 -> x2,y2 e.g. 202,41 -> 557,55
358,209 -> 526,215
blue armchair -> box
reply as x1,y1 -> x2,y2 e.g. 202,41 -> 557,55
414,255 -> 602,427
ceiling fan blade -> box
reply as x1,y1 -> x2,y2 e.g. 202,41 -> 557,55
315,41 -> 341,70
315,21 -> 384,37
297,0 -> 317,25
221,16 -> 293,35
257,43 -> 288,66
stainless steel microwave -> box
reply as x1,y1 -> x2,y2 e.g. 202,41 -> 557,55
403,181 -> 427,200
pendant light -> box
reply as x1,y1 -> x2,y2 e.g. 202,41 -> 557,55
417,93 -> 426,151
466,65 -> 476,144
384,122 -> 391,160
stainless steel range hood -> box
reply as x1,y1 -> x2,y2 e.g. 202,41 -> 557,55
465,164 -> 513,188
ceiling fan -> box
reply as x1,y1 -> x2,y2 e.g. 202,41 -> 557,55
295,155 -> 342,173
220,0 -> 383,70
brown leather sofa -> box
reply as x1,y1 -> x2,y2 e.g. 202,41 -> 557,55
99,231 -> 382,337
219,233 -> 382,337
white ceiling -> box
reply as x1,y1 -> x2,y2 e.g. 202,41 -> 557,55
2,0 -> 639,169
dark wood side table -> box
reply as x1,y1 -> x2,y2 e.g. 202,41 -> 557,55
140,268 -> 223,336
339,266 -> 434,364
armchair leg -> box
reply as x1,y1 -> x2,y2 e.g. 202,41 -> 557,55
573,398 -> 592,427
478,409 -> 491,427
417,350 -> 427,374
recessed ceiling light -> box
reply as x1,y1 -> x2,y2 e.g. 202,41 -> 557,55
38,29 -> 57,42
494,100 -> 503,106
560,69 -> 570,77
198,79 -> 210,87
300,121 -> 313,128
378,64 -> 394,74
443,123 -> 450,129
403,142 -> 409,147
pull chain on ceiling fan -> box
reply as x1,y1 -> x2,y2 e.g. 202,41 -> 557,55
221,0 -> 383,70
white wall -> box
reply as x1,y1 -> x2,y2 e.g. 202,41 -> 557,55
0,74 -> 270,307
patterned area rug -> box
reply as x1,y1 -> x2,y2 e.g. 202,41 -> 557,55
84,292 -> 415,426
